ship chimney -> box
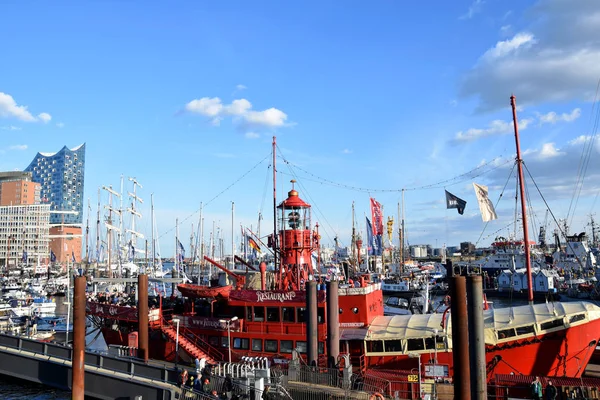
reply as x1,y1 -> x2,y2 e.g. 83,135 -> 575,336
259,262 -> 267,290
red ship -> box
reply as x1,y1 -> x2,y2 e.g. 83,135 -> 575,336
87,181 -> 600,382
86,136 -> 600,385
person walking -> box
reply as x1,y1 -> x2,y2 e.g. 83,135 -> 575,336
531,377 -> 542,400
545,381 -> 557,400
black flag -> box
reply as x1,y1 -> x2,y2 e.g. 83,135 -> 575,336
445,190 -> 466,215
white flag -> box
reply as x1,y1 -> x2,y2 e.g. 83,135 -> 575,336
473,183 -> 498,222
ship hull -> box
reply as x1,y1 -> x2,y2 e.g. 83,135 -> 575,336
365,317 -> 600,379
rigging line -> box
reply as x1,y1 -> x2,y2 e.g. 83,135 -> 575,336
570,101 -> 600,228
157,154 -> 271,240
523,162 -> 586,270
475,162 -> 517,247
567,78 -> 600,224
513,168 -> 519,240
524,172 -> 539,244
259,163 -> 271,225
480,219 -> 522,243
275,153 -> 511,193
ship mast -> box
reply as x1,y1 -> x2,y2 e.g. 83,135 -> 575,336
272,136 -> 279,288
351,201 -> 356,274
511,95 -> 534,305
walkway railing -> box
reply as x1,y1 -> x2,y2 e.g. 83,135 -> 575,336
162,318 -> 225,362
0,332 -> 181,386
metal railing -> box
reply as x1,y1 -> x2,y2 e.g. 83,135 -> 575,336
162,318 -> 225,362
0,332 -> 180,386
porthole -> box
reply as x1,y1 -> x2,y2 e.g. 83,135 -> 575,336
352,307 -> 359,314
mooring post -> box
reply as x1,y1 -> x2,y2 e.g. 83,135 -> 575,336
326,280 -> 340,368
467,275 -> 487,399
72,275 -> 87,399
306,280 -> 318,366
450,275 -> 471,400
138,273 -> 149,362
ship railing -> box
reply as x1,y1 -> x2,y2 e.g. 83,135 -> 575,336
163,317 -> 226,362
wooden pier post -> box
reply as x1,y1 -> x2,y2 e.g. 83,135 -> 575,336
72,275 -> 87,399
450,275 -> 471,400
138,273 -> 149,362
306,281 -> 318,366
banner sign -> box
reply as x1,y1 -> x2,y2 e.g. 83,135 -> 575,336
182,315 -> 240,330
370,198 -> 384,236
229,290 -> 325,304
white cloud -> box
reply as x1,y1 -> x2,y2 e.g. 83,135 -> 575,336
0,92 -> 51,123
452,118 -> 532,143
236,84 -> 247,91
537,142 -> 563,159
8,144 -> 27,151
225,99 -> 252,116
0,125 -> 21,131
460,0 -> 484,20
56,122 -> 65,128
244,108 -> 287,127
482,33 -> 536,61
185,97 -> 223,118
38,112 -> 52,123
538,108 -> 581,124
569,135 -> 590,146
245,132 -> 259,139
449,99 -> 458,107
500,25 -> 512,36
342,149 -> 352,154
460,0 -> 600,111
185,96 -> 289,129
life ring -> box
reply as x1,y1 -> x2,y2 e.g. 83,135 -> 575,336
369,393 -> 385,400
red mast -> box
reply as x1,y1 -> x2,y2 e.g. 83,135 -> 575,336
511,95 -> 534,304
273,136 -> 279,288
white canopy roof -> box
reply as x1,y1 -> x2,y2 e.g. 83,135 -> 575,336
366,301 -> 600,346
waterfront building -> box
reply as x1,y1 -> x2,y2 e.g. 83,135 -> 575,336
0,179 -> 41,206
0,204 -> 51,269
24,144 -> 85,263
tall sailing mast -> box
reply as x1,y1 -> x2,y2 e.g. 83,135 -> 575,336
127,177 -> 144,265
511,95 -> 534,305
102,185 -> 121,277
85,199 -> 90,267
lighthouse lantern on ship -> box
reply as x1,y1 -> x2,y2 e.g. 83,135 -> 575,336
277,180 -> 319,291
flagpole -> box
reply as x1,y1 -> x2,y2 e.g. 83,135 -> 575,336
401,189 -> 405,274
364,214 -> 369,273
231,201 -> 235,270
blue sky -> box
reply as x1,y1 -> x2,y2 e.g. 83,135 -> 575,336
1,0 -> 600,257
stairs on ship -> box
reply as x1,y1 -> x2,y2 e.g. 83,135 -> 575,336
160,325 -> 218,364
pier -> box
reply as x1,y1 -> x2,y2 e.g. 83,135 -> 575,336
0,333 -> 180,399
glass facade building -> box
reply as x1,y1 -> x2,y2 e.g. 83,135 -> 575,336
24,144 -> 86,224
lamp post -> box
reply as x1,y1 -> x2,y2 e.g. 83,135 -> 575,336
219,316 -> 238,362
172,318 -> 180,366
409,352 -> 422,399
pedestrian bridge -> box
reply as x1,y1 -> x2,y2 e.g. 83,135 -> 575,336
0,333 -> 181,400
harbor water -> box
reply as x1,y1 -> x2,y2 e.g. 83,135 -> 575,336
0,375 -> 70,399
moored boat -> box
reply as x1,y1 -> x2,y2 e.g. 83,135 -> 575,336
177,284 -> 232,299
